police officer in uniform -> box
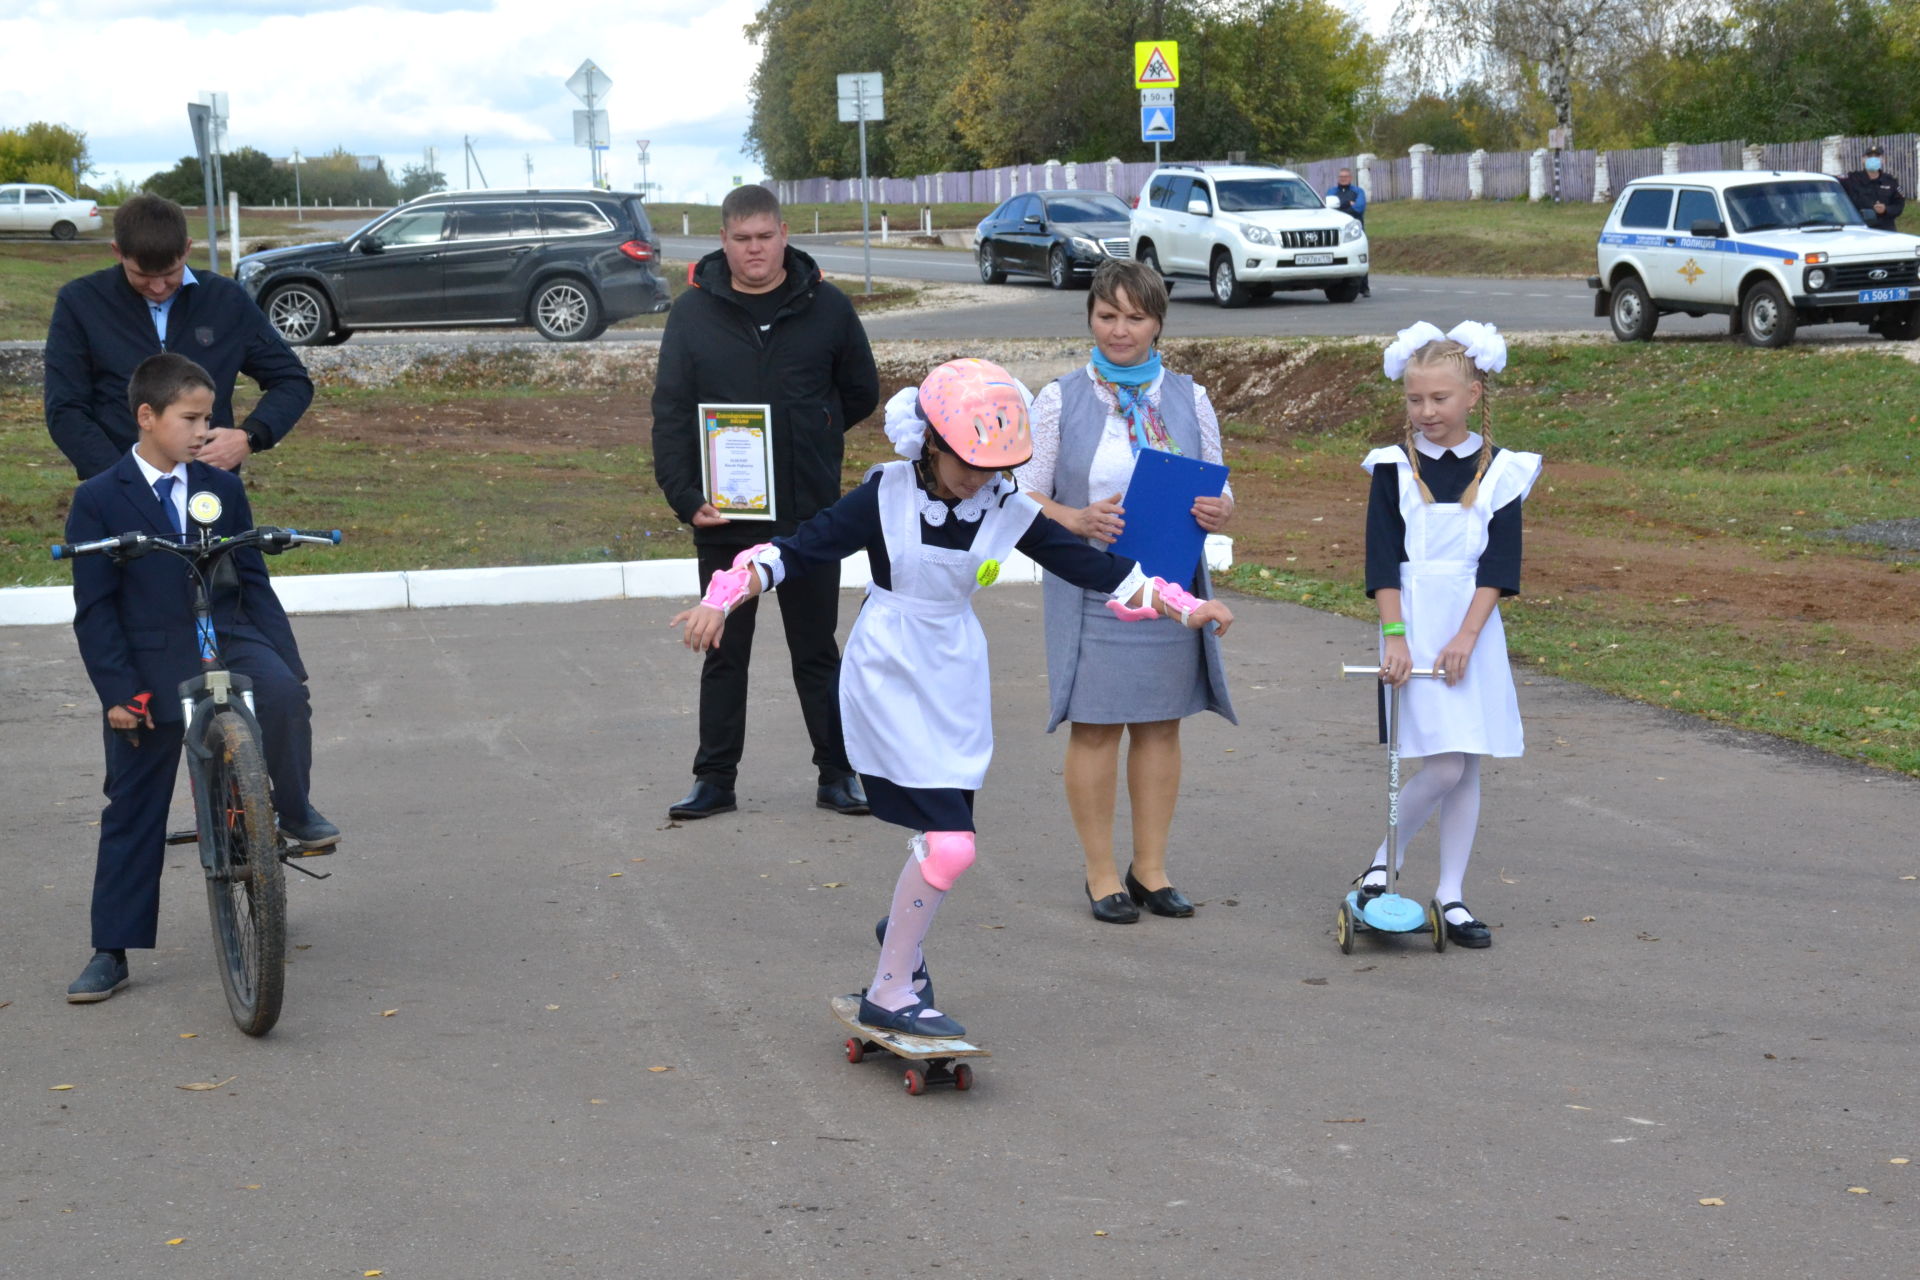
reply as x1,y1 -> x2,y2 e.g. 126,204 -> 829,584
1842,145 -> 1906,231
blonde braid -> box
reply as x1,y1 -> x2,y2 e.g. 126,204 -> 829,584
1458,378 -> 1495,507
1404,418 -> 1436,503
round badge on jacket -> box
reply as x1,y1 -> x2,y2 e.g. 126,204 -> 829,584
976,559 -> 1001,587
187,491 -> 223,526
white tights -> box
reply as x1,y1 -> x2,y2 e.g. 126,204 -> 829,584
1360,752 -> 1483,924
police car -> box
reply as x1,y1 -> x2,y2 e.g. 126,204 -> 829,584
1590,170 -> 1920,347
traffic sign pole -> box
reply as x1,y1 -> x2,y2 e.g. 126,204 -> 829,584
858,81 -> 871,296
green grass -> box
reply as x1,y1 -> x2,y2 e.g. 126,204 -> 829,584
1364,198 -> 1609,278
1208,337 -> 1920,775
647,201 -> 997,238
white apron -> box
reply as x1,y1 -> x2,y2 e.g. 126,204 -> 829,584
1362,445 -> 1542,759
840,462 -> 1040,790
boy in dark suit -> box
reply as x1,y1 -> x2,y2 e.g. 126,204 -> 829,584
64,353 -> 336,1004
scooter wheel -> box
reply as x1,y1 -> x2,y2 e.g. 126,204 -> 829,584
1336,903 -> 1355,955
1429,899 -> 1448,952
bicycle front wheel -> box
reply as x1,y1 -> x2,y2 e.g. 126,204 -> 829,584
202,709 -> 287,1035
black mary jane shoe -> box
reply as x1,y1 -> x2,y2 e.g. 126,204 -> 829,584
1124,865 -> 1195,918
1086,881 -> 1141,924
668,780 -> 736,821
1353,864 -> 1389,900
1439,900 -> 1493,949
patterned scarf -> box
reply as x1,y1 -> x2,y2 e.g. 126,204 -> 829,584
1088,348 -> 1180,455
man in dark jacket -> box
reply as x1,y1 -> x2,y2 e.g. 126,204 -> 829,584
1842,145 -> 1906,231
45,194 -> 313,480
1326,167 -> 1369,296
652,185 -> 880,820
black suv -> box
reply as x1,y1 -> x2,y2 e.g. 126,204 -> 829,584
236,189 -> 671,345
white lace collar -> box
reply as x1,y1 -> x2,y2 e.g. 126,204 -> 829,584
920,478 -> 1003,525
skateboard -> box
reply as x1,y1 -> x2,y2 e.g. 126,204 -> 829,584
830,994 -> 990,1096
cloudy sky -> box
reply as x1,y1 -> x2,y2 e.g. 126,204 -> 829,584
1,0 -> 1393,204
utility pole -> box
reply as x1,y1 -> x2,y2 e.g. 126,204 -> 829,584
525,153 -> 534,188
464,135 -> 470,190
291,147 -> 303,220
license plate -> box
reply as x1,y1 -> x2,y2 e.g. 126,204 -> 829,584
1859,287 -> 1911,304
1294,253 -> 1334,266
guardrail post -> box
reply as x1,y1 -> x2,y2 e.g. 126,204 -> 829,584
1408,144 -> 1433,200
1468,149 -> 1486,199
1528,149 -> 1548,201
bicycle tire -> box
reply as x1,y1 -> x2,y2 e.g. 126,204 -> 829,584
201,710 -> 287,1035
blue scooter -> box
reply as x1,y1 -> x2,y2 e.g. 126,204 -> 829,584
1336,663 -> 1447,954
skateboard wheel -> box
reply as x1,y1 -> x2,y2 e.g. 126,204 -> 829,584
902,1066 -> 926,1096
1336,904 -> 1354,955
845,1037 -> 865,1064
952,1062 -> 974,1092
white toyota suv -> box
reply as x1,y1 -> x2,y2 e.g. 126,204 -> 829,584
1130,164 -> 1368,307
1591,170 -> 1920,347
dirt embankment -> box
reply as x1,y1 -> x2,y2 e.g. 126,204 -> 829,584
290,340 -> 1917,651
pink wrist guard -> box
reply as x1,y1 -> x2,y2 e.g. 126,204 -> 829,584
1152,577 -> 1203,624
1106,579 -> 1158,622
702,543 -> 774,614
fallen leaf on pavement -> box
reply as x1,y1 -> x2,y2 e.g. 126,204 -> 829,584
1092,1230 -> 1108,1237
166,1238 -> 185,1245
381,1009 -> 398,1017
589,1099 -> 606,1104
545,1004 -> 560,1010
648,1066 -> 672,1073
179,1032 -> 197,1039
821,882 -> 844,888
176,1076 -> 237,1091
1847,1186 -> 1870,1194
365,1271 -> 386,1277
50,1084 -> 74,1091
1581,916 -> 1597,923
608,872 -> 623,877
1325,1117 -> 1365,1123
1698,1198 -> 1724,1207
1891,1157 -> 1910,1165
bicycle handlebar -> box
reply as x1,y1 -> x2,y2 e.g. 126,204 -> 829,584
51,527 -> 343,562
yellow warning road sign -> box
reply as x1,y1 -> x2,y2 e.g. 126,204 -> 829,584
1134,41 -> 1179,89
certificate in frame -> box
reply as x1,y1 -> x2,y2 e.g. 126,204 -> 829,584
697,403 -> 776,521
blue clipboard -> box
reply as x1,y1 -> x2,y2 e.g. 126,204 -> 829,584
1108,449 -> 1229,587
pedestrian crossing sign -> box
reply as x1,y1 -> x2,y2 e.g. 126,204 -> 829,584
1134,41 -> 1179,88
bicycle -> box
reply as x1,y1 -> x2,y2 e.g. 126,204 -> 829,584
54,519 -> 340,1036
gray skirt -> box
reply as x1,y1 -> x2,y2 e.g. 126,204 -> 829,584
1061,589 -> 1211,725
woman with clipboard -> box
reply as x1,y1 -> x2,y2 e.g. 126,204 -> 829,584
1016,260 -> 1238,924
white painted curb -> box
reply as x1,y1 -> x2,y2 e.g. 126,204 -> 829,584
1,537 -> 1233,627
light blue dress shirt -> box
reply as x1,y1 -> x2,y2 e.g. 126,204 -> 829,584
148,264 -> 198,343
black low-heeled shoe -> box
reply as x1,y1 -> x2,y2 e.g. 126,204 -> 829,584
1439,900 -> 1492,948
1086,881 -> 1140,924
1353,863 -> 1389,899
1125,866 -> 1195,918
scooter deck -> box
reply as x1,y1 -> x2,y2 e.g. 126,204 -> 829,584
829,994 -> 989,1061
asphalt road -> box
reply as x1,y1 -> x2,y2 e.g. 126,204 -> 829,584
3,591 -> 1915,1278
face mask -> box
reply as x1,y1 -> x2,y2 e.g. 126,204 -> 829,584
1866,158 -> 1883,172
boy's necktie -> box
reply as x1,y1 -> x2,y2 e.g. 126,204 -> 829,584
153,475 -> 185,536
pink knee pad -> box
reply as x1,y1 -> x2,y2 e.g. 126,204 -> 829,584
916,831 -> 976,891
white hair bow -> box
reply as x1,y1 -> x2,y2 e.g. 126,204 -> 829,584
1382,321 -> 1447,380
882,385 -> 926,460
1446,320 -> 1508,375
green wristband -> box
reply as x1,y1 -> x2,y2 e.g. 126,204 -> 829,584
1381,622 -> 1407,636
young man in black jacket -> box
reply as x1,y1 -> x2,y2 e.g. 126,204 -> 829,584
44,194 -> 313,480
651,185 -> 881,820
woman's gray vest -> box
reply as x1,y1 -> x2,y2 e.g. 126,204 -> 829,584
1039,370 -> 1237,732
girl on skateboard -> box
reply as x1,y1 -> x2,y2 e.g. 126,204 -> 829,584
672,358 -> 1233,1035
1357,322 -> 1541,949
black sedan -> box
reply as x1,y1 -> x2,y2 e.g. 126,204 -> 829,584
975,189 -> 1134,289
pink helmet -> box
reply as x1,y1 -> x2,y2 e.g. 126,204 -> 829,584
917,359 -> 1032,469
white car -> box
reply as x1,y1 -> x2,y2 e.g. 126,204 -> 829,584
1590,170 -> 1920,346
1129,163 -> 1368,306
0,183 -> 102,240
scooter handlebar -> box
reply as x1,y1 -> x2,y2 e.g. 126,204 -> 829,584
1340,664 -> 1444,679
